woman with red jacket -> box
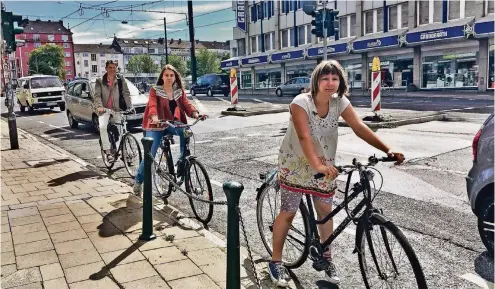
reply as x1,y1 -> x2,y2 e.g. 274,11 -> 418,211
133,64 -> 201,195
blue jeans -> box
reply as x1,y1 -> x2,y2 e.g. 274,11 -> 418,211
135,126 -> 186,184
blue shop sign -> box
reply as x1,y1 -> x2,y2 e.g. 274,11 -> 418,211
221,59 -> 239,69
406,25 -> 465,44
352,35 -> 399,52
236,0 -> 246,32
271,49 -> 304,62
474,21 -> 494,36
307,43 -> 347,57
241,55 -> 269,66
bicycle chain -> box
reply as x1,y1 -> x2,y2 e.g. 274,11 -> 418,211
237,206 -> 262,289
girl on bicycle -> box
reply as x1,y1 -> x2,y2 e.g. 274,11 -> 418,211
133,64 -> 201,195
269,60 -> 404,287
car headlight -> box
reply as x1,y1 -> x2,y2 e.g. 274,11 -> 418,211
32,93 -> 37,97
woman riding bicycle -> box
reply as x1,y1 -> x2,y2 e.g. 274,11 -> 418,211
133,64 -> 202,196
269,60 -> 404,287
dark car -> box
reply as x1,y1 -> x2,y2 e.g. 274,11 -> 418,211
466,113 -> 494,256
190,74 -> 230,97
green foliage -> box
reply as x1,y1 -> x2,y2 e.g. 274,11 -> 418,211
28,44 -> 66,79
127,54 -> 159,74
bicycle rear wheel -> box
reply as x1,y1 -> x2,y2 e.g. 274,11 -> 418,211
153,146 -> 174,199
356,214 -> 427,289
122,134 -> 142,178
185,159 -> 213,224
256,181 -> 310,269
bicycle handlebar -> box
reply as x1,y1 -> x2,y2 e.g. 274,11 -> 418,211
155,115 -> 207,129
313,155 -> 400,179
101,107 -> 136,116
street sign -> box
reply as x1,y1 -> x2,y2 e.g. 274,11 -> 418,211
303,1 -> 317,15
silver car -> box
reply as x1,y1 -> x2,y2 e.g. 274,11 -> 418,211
275,77 -> 310,97
65,78 -> 148,131
466,113 -> 494,256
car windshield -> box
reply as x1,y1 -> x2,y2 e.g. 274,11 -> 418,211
30,77 -> 63,89
90,79 -> 141,95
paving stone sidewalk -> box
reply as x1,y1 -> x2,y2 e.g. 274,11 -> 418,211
1,120 -> 283,289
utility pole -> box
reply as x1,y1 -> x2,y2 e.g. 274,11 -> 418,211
164,17 -> 168,65
322,0 -> 327,61
187,0 -> 197,83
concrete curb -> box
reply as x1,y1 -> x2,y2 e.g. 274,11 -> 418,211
339,113 -> 447,128
221,107 -> 288,117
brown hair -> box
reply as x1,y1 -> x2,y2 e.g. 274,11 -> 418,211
310,60 -> 349,98
156,64 -> 184,91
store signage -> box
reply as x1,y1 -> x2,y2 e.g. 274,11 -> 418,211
236,0 -> 246,32
221,59 -> 239,69
307,43 -> 347,57
406,25 -> 465,44
271,49 -> 304,62
474,20 -> 494,36
352,35 -> 399,52
241,55 -> 269,65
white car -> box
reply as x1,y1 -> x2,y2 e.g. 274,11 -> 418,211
15,75 -> 66,113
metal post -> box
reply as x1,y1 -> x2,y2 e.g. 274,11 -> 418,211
6,82 -> 18,149
322,5 -> 327,61
139,137 -> 156,241
164,17 -> 168,65
224,181 -> 244,289
187,0 -> 197,83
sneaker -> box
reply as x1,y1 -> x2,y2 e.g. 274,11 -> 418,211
133,182 -> 142,197
324,258 -> 340,284
268,261 -> 290,287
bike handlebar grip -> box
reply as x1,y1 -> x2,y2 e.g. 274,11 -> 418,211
314,173 -> 325,179
380,156 -> 398,162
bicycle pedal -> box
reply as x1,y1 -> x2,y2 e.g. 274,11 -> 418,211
312,258 -> 330,272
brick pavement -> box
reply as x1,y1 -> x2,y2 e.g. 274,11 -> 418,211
0,120 -> 284,289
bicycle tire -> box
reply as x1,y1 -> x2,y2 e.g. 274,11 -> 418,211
185,159 -> 214,224
122,134 -> 142,178
356,213 -> 427,289
100,130 -> 116,170
153,146 -> 174,199
256,181 -> 311,269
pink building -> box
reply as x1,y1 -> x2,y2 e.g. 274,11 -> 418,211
14,19 -> 75,81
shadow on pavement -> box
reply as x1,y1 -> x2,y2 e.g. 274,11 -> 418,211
89,241 -> 145,281
47,170 -> 104,187
474,252 -> 494,283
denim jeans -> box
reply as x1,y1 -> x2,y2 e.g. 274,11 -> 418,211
135,126 -> 186,184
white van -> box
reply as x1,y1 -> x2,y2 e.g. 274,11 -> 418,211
16,75 -> 66,113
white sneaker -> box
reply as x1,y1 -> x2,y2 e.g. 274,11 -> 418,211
325,259 -> 340,284
268,261 -> 290,287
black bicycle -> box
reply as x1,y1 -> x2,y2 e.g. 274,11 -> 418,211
99,108 -> 142,178
256,155 -> 427,288
151,116 -> 214,224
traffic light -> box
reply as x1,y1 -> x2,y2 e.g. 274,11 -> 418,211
326,9 -> 339,37
1,10 -> 27,52
310,10 -> 324,38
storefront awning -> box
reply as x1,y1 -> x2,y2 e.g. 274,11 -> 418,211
474,15 -> 494,38
405,17 -> 474,45
220,58 -> 240,70
307,37 -> 354,58
352,29 -> 407,52
270,48 -> 305,62
240,54 -> 270,66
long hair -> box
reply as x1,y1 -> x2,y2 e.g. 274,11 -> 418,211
156,64 -> 184,91
310,60 -> 349,98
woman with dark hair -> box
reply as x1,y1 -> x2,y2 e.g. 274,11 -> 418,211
269,60 -> 404,287
133,64 -> 202,195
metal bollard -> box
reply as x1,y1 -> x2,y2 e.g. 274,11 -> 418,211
224,181 -> 244,289
139,137 -> 156,241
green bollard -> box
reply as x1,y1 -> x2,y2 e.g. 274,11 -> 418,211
139,137 -> 156,241
224,181 -> 244,289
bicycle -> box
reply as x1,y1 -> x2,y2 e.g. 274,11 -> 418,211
99,108 -> 142,178
151,116 -> 214,224
256,155 -> 427,288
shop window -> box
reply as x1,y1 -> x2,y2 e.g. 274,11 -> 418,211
389,5 -> 398,30
241,73 -> 252,88
256,70 -> 281,88
448,0 -> 461,20
418,1 -> 429,25
367,58 -> 413,88
422,53 -> 479,88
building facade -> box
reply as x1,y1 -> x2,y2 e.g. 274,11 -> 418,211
14,19 -> 75,81
223,0 -> 494,91
73,44 -> 124,79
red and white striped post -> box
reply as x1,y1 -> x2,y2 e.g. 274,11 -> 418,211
230,68 -> 238,109
371,57 -> 381,112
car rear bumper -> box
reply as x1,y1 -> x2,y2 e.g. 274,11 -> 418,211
31,100 -> 65,108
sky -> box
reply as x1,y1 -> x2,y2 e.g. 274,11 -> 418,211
3,0 -> 236,44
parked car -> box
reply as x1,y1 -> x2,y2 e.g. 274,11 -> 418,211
65,77 -> 148,132
275,77 -> 310,97
190,74 -> 230,97
466,113 -> 494,256
16,75 -> 66,113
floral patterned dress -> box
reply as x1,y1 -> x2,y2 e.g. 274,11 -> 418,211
278,93 -> 350,198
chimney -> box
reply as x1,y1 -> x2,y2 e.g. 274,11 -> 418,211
178,39 -> 181,44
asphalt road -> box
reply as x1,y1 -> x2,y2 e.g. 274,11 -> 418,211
1,95 -> 493,289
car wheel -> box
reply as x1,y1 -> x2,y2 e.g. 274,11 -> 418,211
92,114 -> 100,134
190,89 -> 196,96
276,88 -> 283,97
59,103 -> 66,111
478,195 -> 494,256
207,88 -> 213,97
67,111 -> 78,129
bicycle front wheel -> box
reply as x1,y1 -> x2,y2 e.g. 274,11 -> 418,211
356,214 -> 427,289
185,159 -> 213,224
256,181 -> 310,269
122,134 -> 142,178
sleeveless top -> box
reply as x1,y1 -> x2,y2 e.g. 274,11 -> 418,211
278,93 -> 350,198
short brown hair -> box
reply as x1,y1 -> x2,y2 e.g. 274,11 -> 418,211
310,60 -> 349,98
156,64 -> 184,91
105,60 -> 117,67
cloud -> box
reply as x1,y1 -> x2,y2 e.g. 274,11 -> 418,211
72,31 -> 112,44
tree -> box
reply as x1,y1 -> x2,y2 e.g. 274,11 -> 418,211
196,48 -> 221,77
126,54 -> 159,74
220,52 -> 231,61
166,55 -> 188,77
28,44 -> 65,79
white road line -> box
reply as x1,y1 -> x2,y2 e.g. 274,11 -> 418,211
191,95 -> 208,114
210,180 -> 223,187
215,97 -> 231,104
465,107 -> 476,110
247,133 -> 261,137
194,140 -> 213,144
96,156 -> 102,159
76,133 -> 93,137
38,121 -> 44,124
219,136 -> 238,140
41,134 -> 49,138
48,124 -> 74,133
460,273 -> 494,289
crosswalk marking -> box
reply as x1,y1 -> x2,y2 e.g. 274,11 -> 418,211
215,97 -> 231,104
219,136 -> 238,140
210,180 -> 223,187
191,95 -> 208,114
460,273 -> 494,288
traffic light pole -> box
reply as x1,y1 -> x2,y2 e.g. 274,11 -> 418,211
6,81 -> 19,150
163,17 -> 168,65
187,0 -> 197,83
322,7 -> 327,61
